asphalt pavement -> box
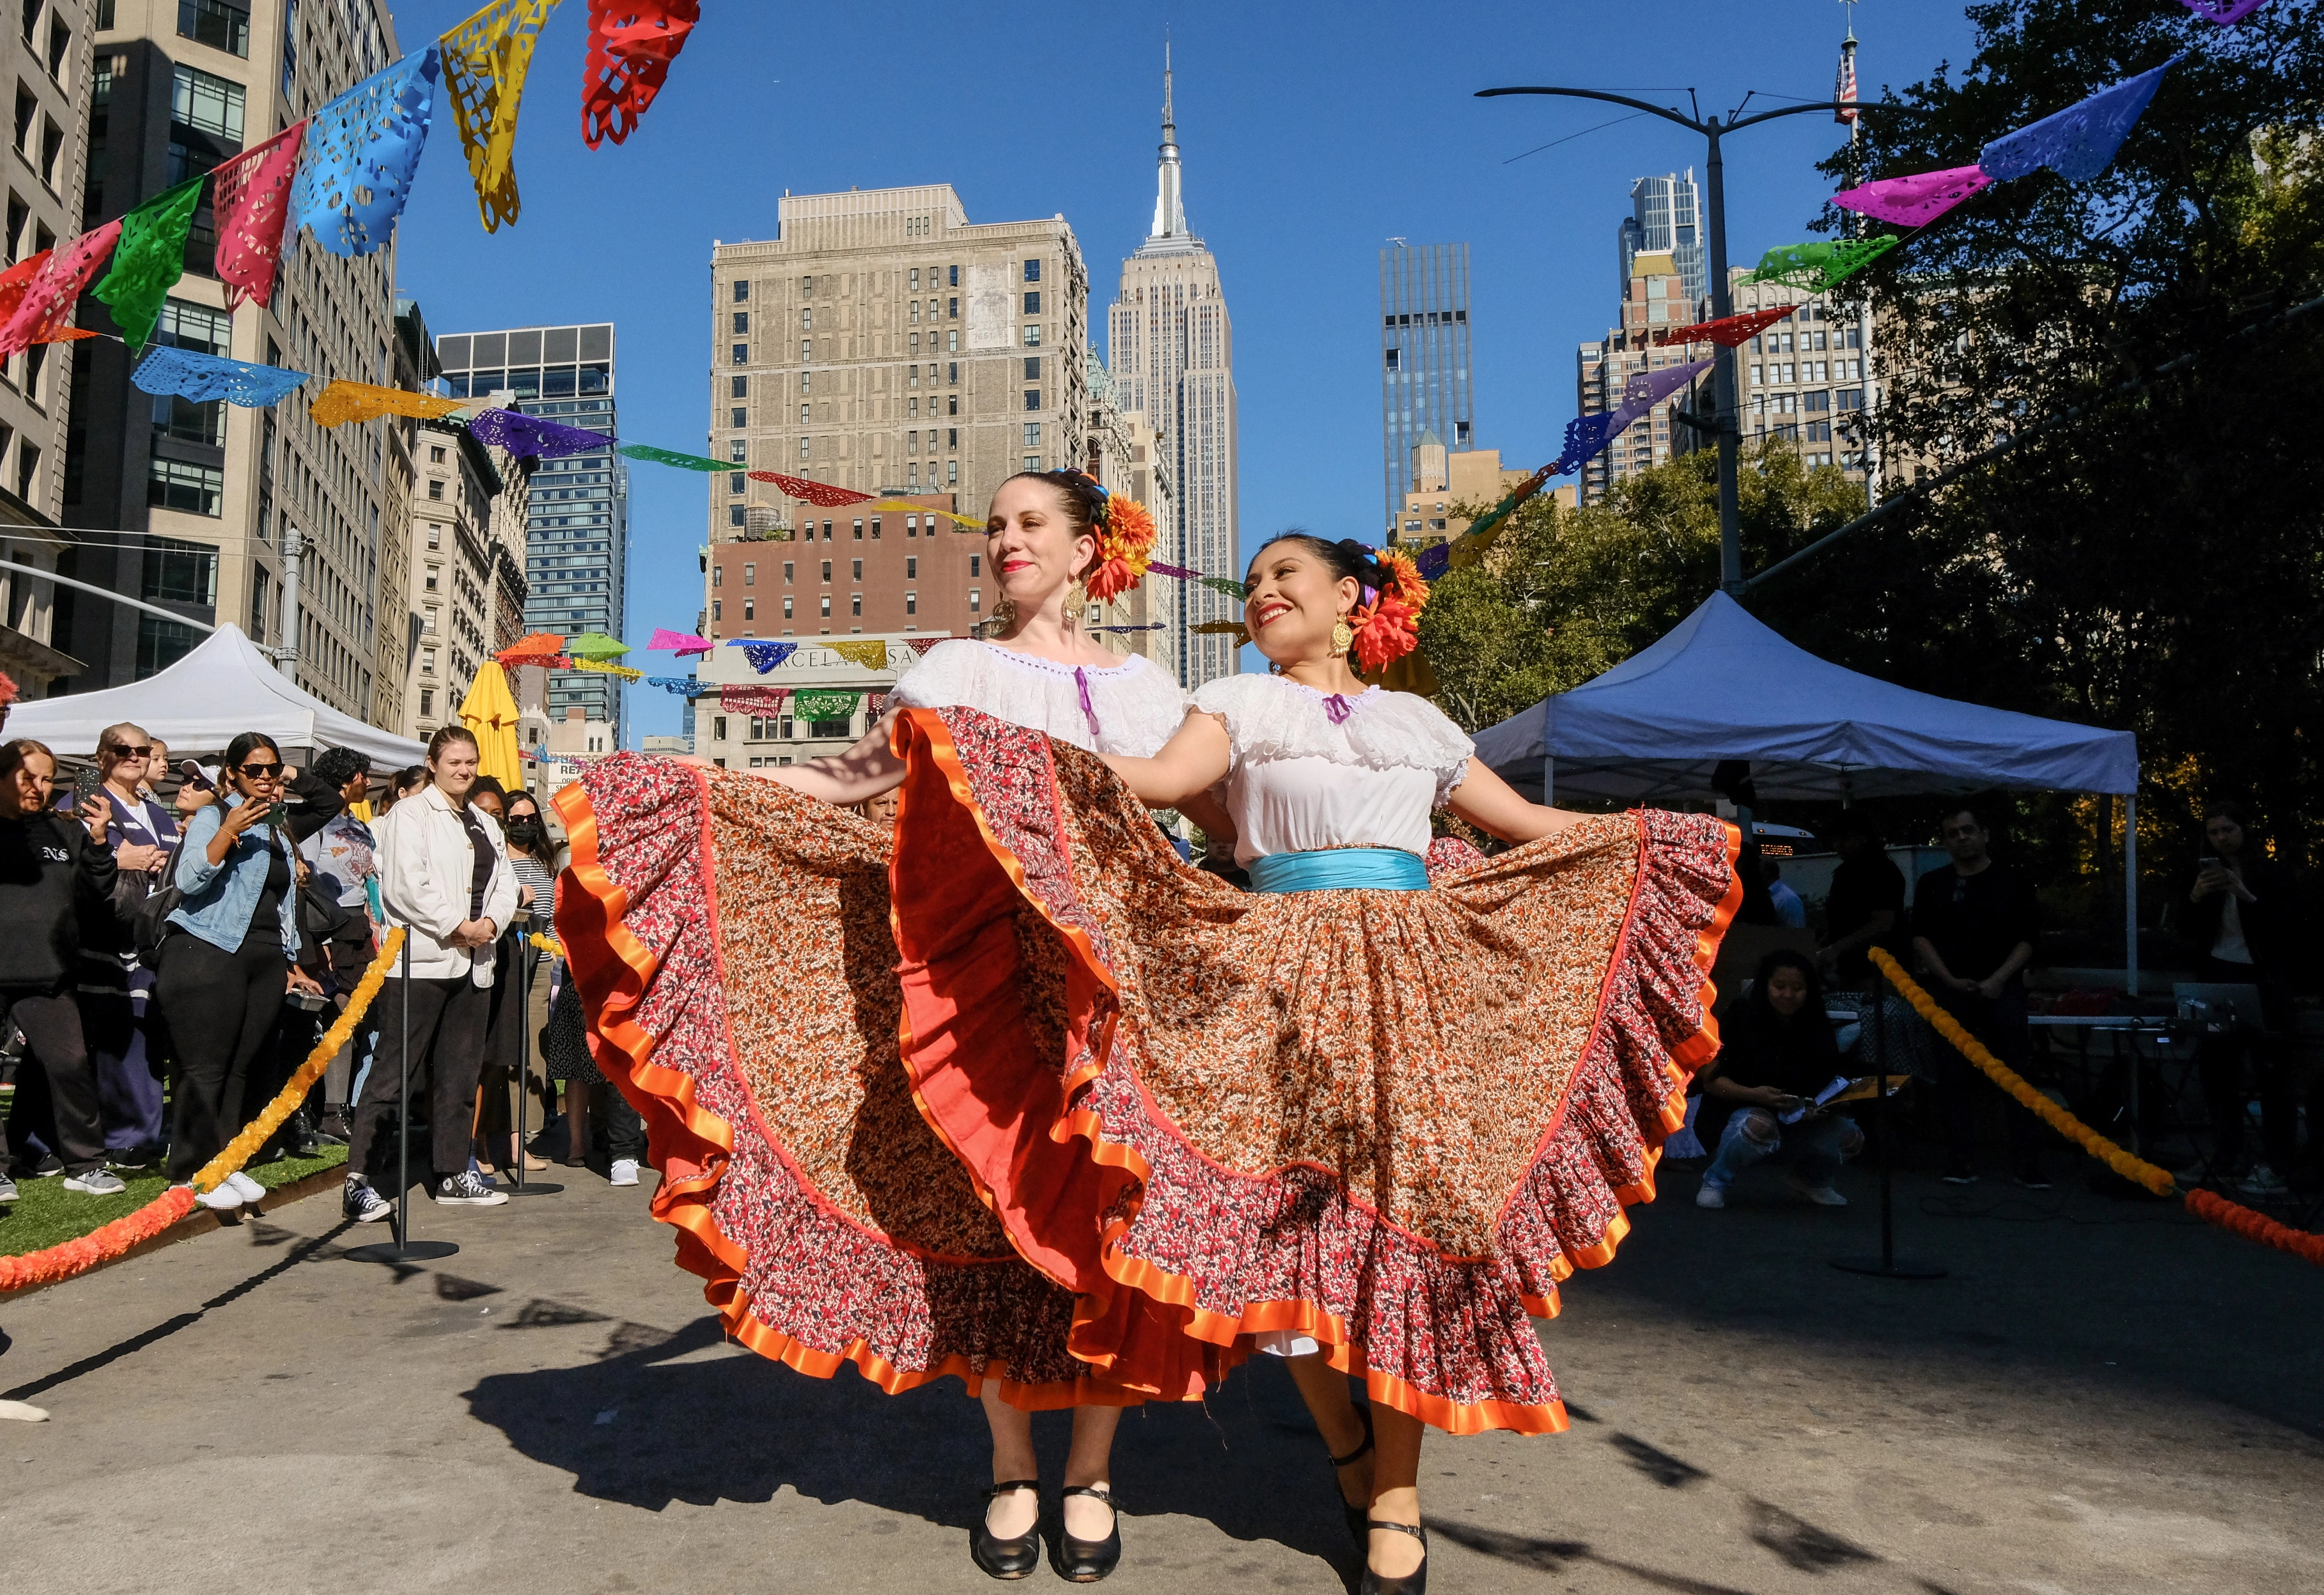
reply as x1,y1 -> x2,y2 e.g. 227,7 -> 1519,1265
1,1154 -> 2319,1593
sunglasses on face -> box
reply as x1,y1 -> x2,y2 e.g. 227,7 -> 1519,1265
238,762 -> 285,779
107,745 -> 152,759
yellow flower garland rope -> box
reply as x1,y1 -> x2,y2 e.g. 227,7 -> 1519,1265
1867,948 -> 2178,1196
529,931 -> 563,958
189,929 -> 407,1194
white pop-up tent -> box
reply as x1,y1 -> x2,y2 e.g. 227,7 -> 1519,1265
1472,593 -> 2142,979
5,622 -> 424,768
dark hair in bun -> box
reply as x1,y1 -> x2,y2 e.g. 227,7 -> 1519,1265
1247,530 -> 1385,592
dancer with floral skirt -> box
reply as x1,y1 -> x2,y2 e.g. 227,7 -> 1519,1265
555,472 -> 1205,1583
882,534 -> 1740,1594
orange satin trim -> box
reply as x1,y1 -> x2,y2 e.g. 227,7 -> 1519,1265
549,772 -> 1111,1411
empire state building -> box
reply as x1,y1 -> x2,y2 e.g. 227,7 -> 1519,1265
1107,51 -> 1240,687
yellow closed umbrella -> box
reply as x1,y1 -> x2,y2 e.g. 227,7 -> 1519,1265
458,660 -> 524,792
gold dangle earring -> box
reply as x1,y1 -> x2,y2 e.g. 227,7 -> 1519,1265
1331,613 -> 1355,655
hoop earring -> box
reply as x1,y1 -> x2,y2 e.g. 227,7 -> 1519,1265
1331,616 -> 1355,656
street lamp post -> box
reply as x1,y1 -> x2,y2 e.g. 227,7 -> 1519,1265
1476,87 -> 1883,594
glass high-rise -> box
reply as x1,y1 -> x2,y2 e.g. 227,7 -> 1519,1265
1379,243 -> 1472,528
1617,172 -> 1706,307
433,324 -> 627,741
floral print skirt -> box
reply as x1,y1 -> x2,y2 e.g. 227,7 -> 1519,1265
885,708 -> 1741,1435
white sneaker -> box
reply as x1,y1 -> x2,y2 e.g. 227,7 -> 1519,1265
1784,1173 -> 1848,1207
1695,1182 -> 1726,1209
224,1170 -> 267,1204
192,1182 -> 244,1212
2239,1163 -> 2288,1197
609,1158 -> 640,1188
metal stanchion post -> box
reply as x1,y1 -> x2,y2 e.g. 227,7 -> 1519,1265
503,923 -> 560,1196
1833,967 -> 1944,1280
348,930 -> 458,1263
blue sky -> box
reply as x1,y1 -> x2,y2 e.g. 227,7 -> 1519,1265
385,0 -> 1980,743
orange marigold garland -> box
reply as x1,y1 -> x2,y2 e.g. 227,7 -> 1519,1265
1082,494 -> 1157,604
1351,545 -> 1428,673
0,929 -> 407,1294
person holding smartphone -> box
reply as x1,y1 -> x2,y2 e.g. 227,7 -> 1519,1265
2185,801 -> 2298,1194
78,722 -> 180,1168
154,731 -> 325,1213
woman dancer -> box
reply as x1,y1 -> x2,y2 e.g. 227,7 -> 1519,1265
556,471 -> 1200,1582
880,534 -> 1740,1593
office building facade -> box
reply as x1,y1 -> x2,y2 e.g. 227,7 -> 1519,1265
1617,171 -> 1705,307
61,0 -> 402,714
704,184 -> 1087,652
1727,268 -> 1873,483
1574,249 -> 1713,505
1378,242 -> 1471,529
433,323 -> 627,743
1107,55 -> 1237,689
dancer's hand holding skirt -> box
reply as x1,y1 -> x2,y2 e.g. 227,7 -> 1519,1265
888,707 -> 1742,1436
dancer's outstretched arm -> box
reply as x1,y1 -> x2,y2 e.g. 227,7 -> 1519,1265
677,713 -> 905,806
1445,760 -> 1594,845
1099,711 -> 1232,808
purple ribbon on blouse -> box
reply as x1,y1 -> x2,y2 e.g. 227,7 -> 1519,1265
1321,694 -> 1354,725
1074,667 -> 1102,743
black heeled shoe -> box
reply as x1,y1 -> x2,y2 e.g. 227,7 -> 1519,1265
970,1479 -> 1042,1580
1049,1483 -> 1122,1583
1359,1519 -> 1428,1595
1327,1404 -> 1375,1548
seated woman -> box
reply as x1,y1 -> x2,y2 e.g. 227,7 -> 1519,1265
1693,949 -> 1863,1209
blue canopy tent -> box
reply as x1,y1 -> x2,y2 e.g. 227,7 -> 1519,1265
1471,593 -> 2142,983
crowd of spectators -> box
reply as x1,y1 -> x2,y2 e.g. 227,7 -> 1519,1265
0,692 -> 609,1221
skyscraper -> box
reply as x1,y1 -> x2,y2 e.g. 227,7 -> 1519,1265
1574,249 -> 1712,505
433,324 -> 626,741
1378,242 -> 1472,529
62,0 -> 405,715
1107,50 -> 1238,688
1617,172 -> 1705,307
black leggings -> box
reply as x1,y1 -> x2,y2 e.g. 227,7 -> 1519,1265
156,931 -> 289,1184
3,991 -> 106,1174
349,976 -> 491,1181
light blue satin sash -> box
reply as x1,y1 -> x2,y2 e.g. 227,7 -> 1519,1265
1246,847 -> 1429,894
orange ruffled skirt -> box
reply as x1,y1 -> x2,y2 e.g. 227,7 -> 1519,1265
551,752 -> 1167,1409
888,707 -> 1741,1435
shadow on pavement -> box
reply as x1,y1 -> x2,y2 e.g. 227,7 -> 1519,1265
464,1314 -> 1360,1571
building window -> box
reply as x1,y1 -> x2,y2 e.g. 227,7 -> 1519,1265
906,556 -> 917,578
820,595 -> 831,617
798,437 -> 810,459
1023,455 -> 1041,471
427,524 -> 441,549
430,445 -> 446,464
800,308 -> 813,329
1022,290 -> 1041,314
969,555 -> 980,576
170,63 -> 245,140
732,313 -> 748,334
852,519 -> 864,541
820,559 -> 832,582
1024,390 -> 1041,412
712,600 -> 722,620
713,716 -> 728,741
421,646 -> 437,674
733,279 -> 749,302
947,330 -> 959,352
731,406 -> 747,427
783,561 -> 794,582
783,595 -> 793,618
424,565 -> 439,592
419,689 -> 434,717
732,343 -> 748,364
731,376 -> 748,398
728,505 -> 746,526
969,588 -> 981,612
1023,259 -> 1041,282
148,458 -> 223,515
1023,356 -> 1039,380
905,591 -> 917,615
1022,324 -> 1041,347
743,599 -> 754,620
851,558 -> 863,580
427,479 -> 444,499
851,593 -> 861,616
948,461 -> 957,484
742,562 -> 754,585
1023,422 -> 1041,446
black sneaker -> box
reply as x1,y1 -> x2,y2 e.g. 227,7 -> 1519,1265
25,1154 -> 63,1180
1941,1166 -> 1979,1186
436,1170 -> 508,1207
343,1174 -> 392,1224
2014,1167 -> 2053,1191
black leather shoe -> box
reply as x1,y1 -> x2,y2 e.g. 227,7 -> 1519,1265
1359,1519 -> 1427,1595
1049,1484 -> 1121,1583
1328,1404 -> 1376,1548
970,1479 -> 1042,1580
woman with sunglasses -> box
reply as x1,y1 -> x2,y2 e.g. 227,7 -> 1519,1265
80,722 -> 179,1167
153,731 -> 325,1212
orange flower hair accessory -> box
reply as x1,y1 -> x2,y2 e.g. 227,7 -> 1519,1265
1351,546 -> 1428,672
1082,492 -> 1157,604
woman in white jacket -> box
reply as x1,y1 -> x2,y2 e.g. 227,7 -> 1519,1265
343,726 -> 519,1219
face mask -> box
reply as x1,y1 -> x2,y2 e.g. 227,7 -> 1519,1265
507,819 -> 545,843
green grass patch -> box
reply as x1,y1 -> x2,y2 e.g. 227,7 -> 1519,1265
0,1145 -> 346,1259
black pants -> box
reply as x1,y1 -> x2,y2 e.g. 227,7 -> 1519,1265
3,990 -> 106,1175
2194,956 -> 2297,1174
1929,981 -> 2045,1175
598,1078 -> 645,1163
349,975 -> 490,1182
156,931 -> 289,1184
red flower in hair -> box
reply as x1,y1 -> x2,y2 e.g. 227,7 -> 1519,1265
0,669 -> 17,708
1351,547 -> 1429,672
1083,495 -> 1157,604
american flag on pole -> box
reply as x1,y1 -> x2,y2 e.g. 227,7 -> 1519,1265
1835,38 -> 1859,124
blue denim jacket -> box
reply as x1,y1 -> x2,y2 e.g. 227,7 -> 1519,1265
168,794 -> 302,958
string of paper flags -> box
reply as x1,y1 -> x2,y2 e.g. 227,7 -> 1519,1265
1415,35 -> 2229,585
